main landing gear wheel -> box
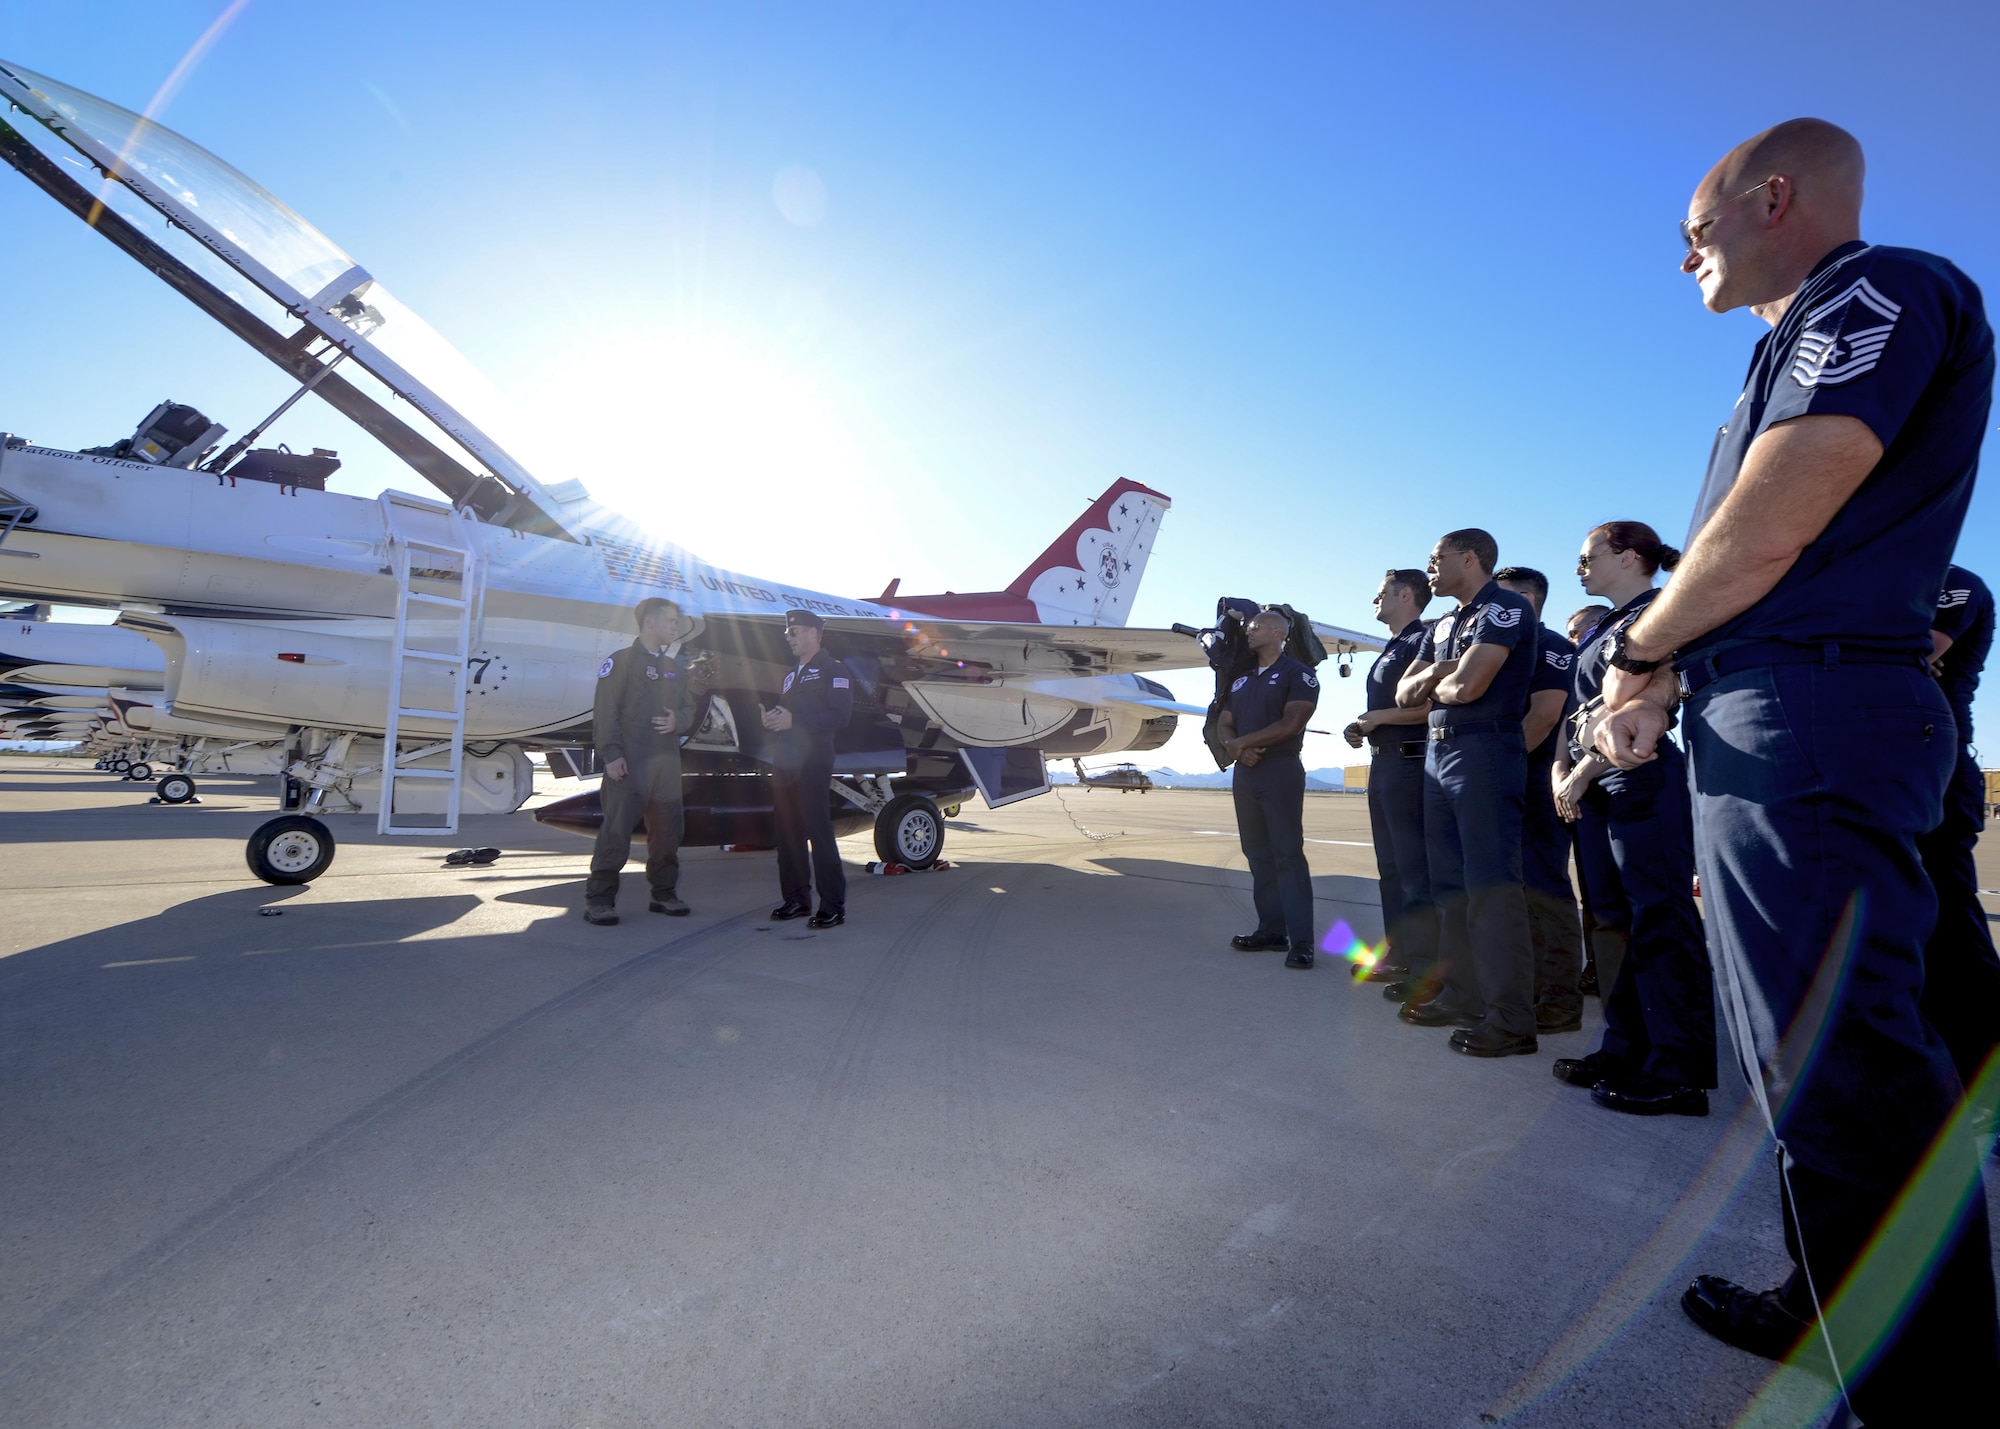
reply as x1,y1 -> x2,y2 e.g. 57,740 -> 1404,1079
111,757 -> 132,773
125,762 -> 153,782
246,815 -> 336,885
874,795 -> 944,870
156,773 -> 197,804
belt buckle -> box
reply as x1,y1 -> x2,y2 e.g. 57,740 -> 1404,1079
1427,725 -> 1445,742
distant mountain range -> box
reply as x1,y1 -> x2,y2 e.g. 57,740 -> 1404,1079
1052,765 -> 1350,791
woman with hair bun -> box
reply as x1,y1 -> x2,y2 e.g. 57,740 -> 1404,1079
1548,521 -> 1717,1115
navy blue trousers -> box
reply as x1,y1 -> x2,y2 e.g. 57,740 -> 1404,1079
1524,751 -> 1584,1016
1233,752 -> 1315,946
773,752 -> 845,913
1367,742 -> 1437,978
1916,749 -> 2000,1087
1685,660 -> 1996,1414
1573,738 -> 1715,1088
1424,728 -> 1533,1037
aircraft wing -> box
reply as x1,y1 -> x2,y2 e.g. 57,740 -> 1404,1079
698,611 -> 1211,681
1313,622 -> 1385,656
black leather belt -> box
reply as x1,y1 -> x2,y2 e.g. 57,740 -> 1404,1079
1371,736 -> 1426,759
1676,642 -> 1928,699
1427,719 -> 1518,741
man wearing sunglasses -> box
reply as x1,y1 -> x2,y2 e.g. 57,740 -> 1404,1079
1592,118 -> 1997,1414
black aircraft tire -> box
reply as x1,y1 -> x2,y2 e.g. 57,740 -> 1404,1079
127,762 -> 153,782
874,795 -> 944,870
157,773 -> 197,804
111,758 -> 132,773
247,815 -> 336,885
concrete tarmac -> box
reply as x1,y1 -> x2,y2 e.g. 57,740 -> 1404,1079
2,756 -> 1994,1427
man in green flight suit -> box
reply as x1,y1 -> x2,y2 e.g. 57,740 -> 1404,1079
584,597 -> 696,926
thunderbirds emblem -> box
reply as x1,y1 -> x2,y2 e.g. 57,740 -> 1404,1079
1098,545 -> 1121,588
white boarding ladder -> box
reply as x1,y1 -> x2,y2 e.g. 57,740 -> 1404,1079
377,491 -> 486,836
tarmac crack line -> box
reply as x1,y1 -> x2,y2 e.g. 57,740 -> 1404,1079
0,907 -> 762,1388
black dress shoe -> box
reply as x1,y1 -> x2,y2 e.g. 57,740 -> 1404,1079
808,910 -> 844,928
1552,1052 -> 1621,1087
1449,1026 -> 1539,1058
1284,943 -> 1315,970
1380,979 -> 1412,1001
1399,998 -> 1478,1028
1361,960 -> 1409,983
1680,1275 -> 1813,1360
1230,931 -> 1288,952
1592,1078 -> 1709,1117
1535,1006 -> 1584,1034
1578,963 -> 1600,996
770,902 -> 811,920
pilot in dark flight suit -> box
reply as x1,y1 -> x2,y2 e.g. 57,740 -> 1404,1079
585,597 -> 695,925
762,609 -> 855,928
1593,120 -> 1998,1414
1920,563 -> 2000,1088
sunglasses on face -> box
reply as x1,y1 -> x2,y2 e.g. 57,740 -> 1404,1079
1679,178 -> 1775,253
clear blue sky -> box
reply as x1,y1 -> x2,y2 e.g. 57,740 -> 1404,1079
4,1 -> 1997,771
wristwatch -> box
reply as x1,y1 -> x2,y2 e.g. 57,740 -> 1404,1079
1605,623 -> 1664,675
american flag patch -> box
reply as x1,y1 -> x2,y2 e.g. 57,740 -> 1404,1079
832,677 -> 850,689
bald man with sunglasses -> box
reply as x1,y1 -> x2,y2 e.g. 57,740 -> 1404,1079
1593,118 -> 1997,1415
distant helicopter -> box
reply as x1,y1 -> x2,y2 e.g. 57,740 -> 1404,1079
1071,759 -> 1154,793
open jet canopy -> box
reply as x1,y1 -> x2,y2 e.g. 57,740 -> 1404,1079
0,59 -> 577,541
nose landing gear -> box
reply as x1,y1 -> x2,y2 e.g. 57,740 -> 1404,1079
247,814 -> 336,885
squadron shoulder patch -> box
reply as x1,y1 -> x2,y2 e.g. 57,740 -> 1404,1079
597,657 -> 615,679
1230,675 -> 1249,692
1302,671 -> 1319,688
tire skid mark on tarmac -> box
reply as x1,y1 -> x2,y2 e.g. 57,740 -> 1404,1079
748,874 -> 982,1408
0,910 -> 760,1386
783,876 -> 980,1199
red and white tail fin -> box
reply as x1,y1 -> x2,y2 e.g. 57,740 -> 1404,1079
886,479 -> 1173,627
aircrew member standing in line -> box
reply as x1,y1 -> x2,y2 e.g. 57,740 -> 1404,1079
1594,119 -> 1997,1411
1551,523 -> 1715,1116
1395,528 -> 1540,1057
1220,608 -> 1322,969
1343,569 -> 1436,997
1567,605 -> 1612,646
761,610 -> 855,929
1494,566 -> 1585,1035
1921,563 -> 2000,1088
585,596 -> 695,926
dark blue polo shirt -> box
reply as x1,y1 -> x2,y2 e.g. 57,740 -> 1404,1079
1684,241 -> 1994,660
1417,580 -> 1537,725
1365,618 -> 1429,713
1228,653 -> 1320,758
1933,564 -> 1994,745
1574,588 -> 1661,710
1526,624 -> 1576,762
